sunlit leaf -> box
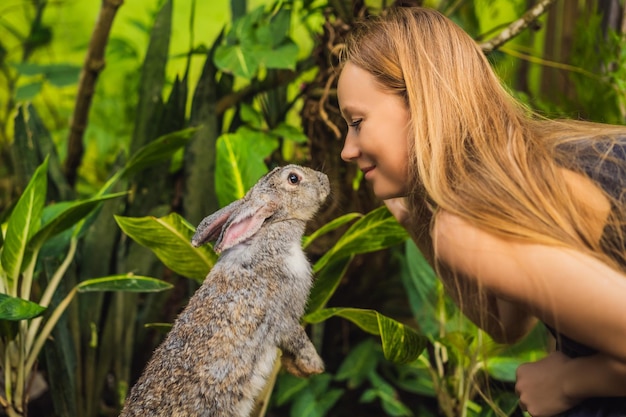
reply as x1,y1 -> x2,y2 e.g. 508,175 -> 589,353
399,240 -> 440,338
77,275 -> 173,293
262,41 -> 299,70
303,212 -> 362,249
122,127 -> 198,178
214,44 -> 260,78
12,63 -> 80,86
1,158 -> 48,283
270,122 -> 310,144
306,256 -> 352,314
115,213 -> 216,282
313,206 -> 408,273
0,293 -> 46,320
28,192 -> 127,251
304,307 -> 427,364
215,128 -> 279,206
15,81 -> 43,101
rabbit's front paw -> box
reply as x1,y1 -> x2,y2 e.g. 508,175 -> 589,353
281,349 -> 324,378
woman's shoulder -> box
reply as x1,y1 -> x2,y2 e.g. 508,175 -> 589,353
433,209 -> 626,360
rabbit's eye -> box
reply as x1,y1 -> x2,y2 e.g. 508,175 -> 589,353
288,173 -> 300,184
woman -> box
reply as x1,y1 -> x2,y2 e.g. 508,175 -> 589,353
336,6 -> 626,417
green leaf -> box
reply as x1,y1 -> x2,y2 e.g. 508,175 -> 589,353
77,275 -> 173,293
239,103 -> 264,129
335,339 -> 380,388
1,157 -> 48,283
270,122 -> 310,144
215,128 -> 279,206
214,43 -> 260,78
399,240 -> 440,337
122,127 -> 198,178
306,256 -> 352,314
262,41 -> 299,70
313,206 -> 408,273
290,374 -> 344,417
12,63 -> 81,86
304,307 -> 427,364
0,293 -> 46,320
303,212 -> 362,249
15,81 -> 43,101
28,192 -> 127,251
115,213 -> 217,282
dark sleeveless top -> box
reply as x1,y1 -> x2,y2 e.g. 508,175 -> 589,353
548,137 -> 626,417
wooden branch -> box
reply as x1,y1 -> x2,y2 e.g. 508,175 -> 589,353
479,0 -> 557,53
64,0 -> 124,187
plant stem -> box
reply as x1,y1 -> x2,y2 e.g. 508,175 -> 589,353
25,287 -> 78,375
25,238 -> 77,354
19,252 -> 37,301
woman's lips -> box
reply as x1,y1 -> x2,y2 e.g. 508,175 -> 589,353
361,166 -> 375,179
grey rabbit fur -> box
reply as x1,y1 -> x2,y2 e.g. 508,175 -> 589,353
119,165 -> 329,417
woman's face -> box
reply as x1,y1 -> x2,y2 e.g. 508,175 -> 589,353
337,62 -> 411,200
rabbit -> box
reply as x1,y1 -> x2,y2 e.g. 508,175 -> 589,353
119,165 -> 330,417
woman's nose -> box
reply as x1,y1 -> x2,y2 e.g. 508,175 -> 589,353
340,134 -> 360,162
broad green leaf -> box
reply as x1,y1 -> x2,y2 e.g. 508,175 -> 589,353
290,374 -> 344,417
77,275 -> 173,293
0,293 -> 46,320
262,41 -> 299,70
214,44 -> 260,78
215,128 -> 279,206
399,240 -> 440,338
270,122 -> 310,144
28,192 -> 127,251
335,339 -> 380,388
115,213 -> 217,282
239,103 -> 264,129
122,127 -> 198,178
15,81 -> 43,101
256,7 -> 290,47
306,256 -> 352,314
304,307 -> 427,364
302,212 -> 362,249
313,206 -> 408,273
1,158 -> 48,283
12,63 -> 80,87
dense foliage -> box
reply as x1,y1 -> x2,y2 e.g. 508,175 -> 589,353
1,1 -> 624,416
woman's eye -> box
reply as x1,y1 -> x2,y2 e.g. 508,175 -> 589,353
348,119 -> 362,129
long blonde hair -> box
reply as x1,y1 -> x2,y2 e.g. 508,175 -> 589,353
339,7 -> 626,271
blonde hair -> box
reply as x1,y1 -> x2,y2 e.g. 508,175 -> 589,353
339,7 -> 626,271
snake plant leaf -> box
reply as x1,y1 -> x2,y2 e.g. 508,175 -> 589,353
77,275 -> 173,293
313,206 -> 408,273
304,307 -> 427,364
115,213 -> 217,283
121,127 -> 198,179
1,157 -> 48,283
28,192 -> 127,251
0,293 -> 46,320
214,127 -> 279,207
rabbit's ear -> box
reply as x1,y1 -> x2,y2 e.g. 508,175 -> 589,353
214,200 -> 279,253
191,199 -> 244,248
